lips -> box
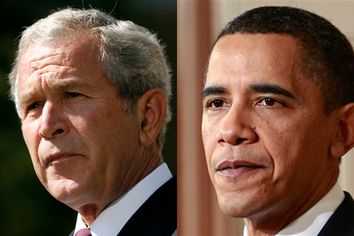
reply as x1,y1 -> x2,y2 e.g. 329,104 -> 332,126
216,160 -> 263,178
44,152 -> 78,167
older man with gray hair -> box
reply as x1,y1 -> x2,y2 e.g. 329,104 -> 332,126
9,8 -> 176,236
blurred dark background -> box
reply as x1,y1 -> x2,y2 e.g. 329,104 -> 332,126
0,0 -> 176,235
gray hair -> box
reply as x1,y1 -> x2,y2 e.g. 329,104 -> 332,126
9,8 -> 172,147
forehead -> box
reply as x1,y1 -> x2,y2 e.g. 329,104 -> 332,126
18,33 -> 100,75
206,34 -> 306,88
16,33 -> 105,92
211,33 -> 299,61
16,34 -> 108,109
204,33 -> 325,105
207,33 -> 300,82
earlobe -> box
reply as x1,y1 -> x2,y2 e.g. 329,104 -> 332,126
137,88 -> 167,147
330,103 -> 354,159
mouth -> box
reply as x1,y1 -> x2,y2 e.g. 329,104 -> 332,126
45,153 -> 79,167
215,160 -> 264,178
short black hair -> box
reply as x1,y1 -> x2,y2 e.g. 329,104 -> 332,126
213,6 -> 354,112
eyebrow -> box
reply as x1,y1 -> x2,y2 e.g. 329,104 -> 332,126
202,86 -> 227,99
19,79 -> 90,105
202,83 -> 297,100
45,77 -> 89,89
250,83 -> 296,100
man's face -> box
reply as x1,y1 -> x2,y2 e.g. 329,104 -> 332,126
202,34 -> 339,220
18,35 -> 141,210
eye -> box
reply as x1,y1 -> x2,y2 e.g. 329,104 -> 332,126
257,97 -> 284,107
209,99 -> 224,108
260,98 -> 276,106
64,92 -> 82,98
26,101 -> 43,112
204,98 -> 229,110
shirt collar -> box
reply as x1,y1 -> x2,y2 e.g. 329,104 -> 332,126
74,163 -> 172,236
244,182 -> 344,236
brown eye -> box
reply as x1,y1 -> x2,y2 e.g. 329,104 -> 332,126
209,99 -> 224,108
262,98 -> 276,106
27,102 -> 42,112
257,97 -> 285,108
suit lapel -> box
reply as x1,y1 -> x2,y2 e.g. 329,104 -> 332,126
118,176 -> 177,236
318,192 -> 354,236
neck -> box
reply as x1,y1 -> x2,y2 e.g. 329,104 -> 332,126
244,178 -> 338,236
77,147 -> 163,225
78,204 -> 101,226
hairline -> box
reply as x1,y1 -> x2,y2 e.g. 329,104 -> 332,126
10,8 -> 172,148
205,31 -> 336,113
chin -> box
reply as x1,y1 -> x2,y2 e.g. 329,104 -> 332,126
218,198 -> 247,217
47,178 -> 84,205
216,190 -> 260,218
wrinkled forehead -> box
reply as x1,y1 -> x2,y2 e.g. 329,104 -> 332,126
20,34 -> 99,68
18,46 -> 67,77
12,32 -> 101,115
16,35 -> 103,101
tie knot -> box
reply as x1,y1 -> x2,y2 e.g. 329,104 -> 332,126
75,228 -> 91,236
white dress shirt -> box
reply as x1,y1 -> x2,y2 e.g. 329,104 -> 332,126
74,163 -> 173,236
243,182 -> 345,236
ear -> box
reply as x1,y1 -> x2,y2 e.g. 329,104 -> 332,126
330,103 -> 354,159
137,88 -> 167,147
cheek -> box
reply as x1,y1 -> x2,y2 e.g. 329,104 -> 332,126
73,105 -> 137,158
202,120 -> 213,157
202,117 -> 220,176
258,115 -> 328,187
21,122 -> 48,183
22,122 -> 40,159
257,119 -> 305,175
69,106 -> 112,139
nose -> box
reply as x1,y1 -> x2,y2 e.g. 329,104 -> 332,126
218,103 -> 257,145
39,102 -> 68,139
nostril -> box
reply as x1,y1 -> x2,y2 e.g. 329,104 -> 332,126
54,128 -> 64,136
236,137 -> 248,145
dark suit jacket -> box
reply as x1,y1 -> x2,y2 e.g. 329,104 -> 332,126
118,176 -> 176,235
318,192 -> 354,236
69,176 -> 176,236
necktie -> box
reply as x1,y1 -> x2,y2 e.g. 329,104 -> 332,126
75,228 -> 92,236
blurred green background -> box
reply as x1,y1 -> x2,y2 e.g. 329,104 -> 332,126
0,0 -> 176,235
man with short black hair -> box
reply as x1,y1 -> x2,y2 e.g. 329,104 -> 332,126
202,6 -> 354,235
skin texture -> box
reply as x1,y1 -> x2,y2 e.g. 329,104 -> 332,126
17,32 -> 165,225
202,33 -> 353,235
